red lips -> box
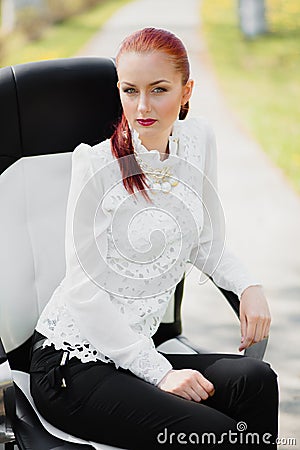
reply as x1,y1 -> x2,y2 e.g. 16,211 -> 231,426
137,119 -> 157,127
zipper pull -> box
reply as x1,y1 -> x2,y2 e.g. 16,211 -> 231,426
60,351 -> 69,388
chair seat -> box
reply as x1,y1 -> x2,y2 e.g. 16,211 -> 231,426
13,370 -> 122,450
11,337 -> 196,449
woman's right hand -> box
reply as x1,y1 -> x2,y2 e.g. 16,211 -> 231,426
157,369 -> 215,402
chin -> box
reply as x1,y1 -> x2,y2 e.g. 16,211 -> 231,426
136,125 -> 158,134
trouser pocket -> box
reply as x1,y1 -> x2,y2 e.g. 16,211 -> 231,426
30,338 -> 69,392
44,350 -> 69,389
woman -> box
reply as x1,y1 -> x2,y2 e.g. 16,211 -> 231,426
30,28 -> 278,449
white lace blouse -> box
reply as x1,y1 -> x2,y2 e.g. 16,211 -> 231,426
36,117 -> 260,386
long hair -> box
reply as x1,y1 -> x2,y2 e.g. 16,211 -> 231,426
110,27 -> 191,203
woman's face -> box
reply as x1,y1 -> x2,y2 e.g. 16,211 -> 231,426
117,51 -> 193,149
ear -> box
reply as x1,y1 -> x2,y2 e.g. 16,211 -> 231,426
117,81 -> 120,90
181,79 -> 194,105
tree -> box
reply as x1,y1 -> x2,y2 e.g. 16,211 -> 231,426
238,0 -> 268,38
1,0 -> 16,33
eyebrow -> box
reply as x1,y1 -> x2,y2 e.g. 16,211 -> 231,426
121,79 -> 171,87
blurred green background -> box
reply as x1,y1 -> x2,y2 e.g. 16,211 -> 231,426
0,0 -> 131,64
0,0 -> 299,194
201,0 -> 300,194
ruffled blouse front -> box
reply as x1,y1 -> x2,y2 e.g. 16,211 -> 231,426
131,122 -> 180,162
36,117 -> 260,386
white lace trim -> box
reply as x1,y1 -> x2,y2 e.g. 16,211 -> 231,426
129,347 -> 173,385
38,300 -> 173,384
39,302 -> 112,363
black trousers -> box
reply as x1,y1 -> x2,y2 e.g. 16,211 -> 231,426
30,332 -> 278,449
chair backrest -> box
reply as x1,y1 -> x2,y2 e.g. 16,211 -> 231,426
0,57 -> 121,173
0,57 -> 183,370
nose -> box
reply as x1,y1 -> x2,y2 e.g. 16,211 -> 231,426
137,93 -> 151,115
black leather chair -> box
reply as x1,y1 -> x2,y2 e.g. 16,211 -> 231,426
0,57 -> 268,450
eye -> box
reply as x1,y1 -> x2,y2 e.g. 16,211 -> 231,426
152,87 -> 167,93
123,88 -> 137,94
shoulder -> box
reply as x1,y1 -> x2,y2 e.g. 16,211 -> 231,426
73,138 -> 112,160
177,116 -> 215,142
72,139 -> 113,172
178,118 -> 217,166
176,117 -> 217,167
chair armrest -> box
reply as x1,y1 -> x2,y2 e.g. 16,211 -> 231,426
175,335 -> 210,354
243,337 -> 268,360
177,333 -> 268,360
211,281 -> 268,360
0,337 -> 16,444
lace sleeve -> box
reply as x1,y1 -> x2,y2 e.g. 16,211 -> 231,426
63,142 -> 172,385
128,346 -> 172,386
189,120 -> 261,299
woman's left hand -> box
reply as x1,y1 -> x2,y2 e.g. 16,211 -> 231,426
238,285 -> 271,352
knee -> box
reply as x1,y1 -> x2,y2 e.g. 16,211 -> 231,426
243,357 -> 277,378
241,357 -> 278,392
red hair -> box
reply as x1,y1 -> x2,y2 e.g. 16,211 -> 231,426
110,27 -> 190,203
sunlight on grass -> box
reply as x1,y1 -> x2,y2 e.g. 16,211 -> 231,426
1,0 -> 132,66
201,0 -> 300,194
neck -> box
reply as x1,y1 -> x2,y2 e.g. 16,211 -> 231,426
139,128 -> 172,155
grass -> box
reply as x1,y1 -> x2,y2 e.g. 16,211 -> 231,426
1,0 -> 132,67
200,0 -> 300,194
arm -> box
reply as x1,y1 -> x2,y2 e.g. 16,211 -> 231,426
64,143 -> 172,385
189,121 -> 261,298
189,121 -> 271,349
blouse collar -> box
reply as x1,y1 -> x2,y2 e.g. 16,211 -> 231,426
130,120 -> 180,164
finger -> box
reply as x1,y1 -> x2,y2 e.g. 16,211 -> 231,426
239,314 -> 248,351
254,313 -> 271,343
264,326 -> 270,339
240,312 -> 247,348
253,319 -> 265,343
195,372 -> 215,396
183,386 -> 202,402
188,377 -> 213,402
262,319 -> 271,340
190,380 -> 209,401
175,390 -> 192,401
239,319 -> 256,351
182,392 -> 192,401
